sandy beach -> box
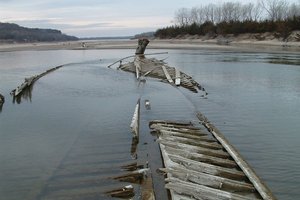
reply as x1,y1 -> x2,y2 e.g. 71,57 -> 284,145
0,38 -> 300,53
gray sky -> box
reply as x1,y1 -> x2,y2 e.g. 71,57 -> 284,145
0,0 -> 296,37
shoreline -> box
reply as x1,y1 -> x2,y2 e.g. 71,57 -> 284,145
1,39 -> 300,54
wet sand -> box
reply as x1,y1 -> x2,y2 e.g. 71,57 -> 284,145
0,39 -> 300,53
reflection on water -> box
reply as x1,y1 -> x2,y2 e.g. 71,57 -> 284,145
0,49 -> 300,200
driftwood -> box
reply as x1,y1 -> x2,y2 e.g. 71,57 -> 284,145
149,120 -> 276,200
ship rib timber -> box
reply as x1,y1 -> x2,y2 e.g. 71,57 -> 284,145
149,119 -> 276,200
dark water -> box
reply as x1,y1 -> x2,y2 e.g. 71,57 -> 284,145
0,49 -> 299,200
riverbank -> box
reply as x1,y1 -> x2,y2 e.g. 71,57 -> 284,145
0,38 -> 300,54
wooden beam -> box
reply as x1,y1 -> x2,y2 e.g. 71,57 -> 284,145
197,112 -> 276,200
165,177 -> 260,200
161,65 -> 174,84
175,68 -> 181,86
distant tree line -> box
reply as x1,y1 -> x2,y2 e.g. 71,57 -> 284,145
0,22 -> 78,42
155,0 -> 300,39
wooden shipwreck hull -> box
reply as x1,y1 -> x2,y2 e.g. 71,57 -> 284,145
118,39 -> 206,94
149,119 -> 276,200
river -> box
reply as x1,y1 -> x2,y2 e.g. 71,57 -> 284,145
0,48 -> 299,200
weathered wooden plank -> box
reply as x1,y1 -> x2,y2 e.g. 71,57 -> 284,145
197,112 -> 276,200
150,122 -> 201,130
149,120 -> 194,128
167,153 -> 246,180
162,65 -> 174,83
134,56 -> 142,79
166,177 -> 261,200
159,130 -> 213,142
163,145 -> 237,168
158,139 -> 230,159
159,135 -> 223,150
162,166 -> 256,192
175,68 -> 181,86
105,185 -> 135,198
130,98 -> 140,138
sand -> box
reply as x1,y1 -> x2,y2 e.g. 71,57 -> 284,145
0,39 -> 300,54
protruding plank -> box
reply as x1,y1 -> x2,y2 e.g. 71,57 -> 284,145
175,68 -> 181,86
161,65 -> 174,83
130,99 -> 140,138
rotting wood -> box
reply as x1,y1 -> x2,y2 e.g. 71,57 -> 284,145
196,112 -> 276,200
11,65 -> 63,97
175,68 -> 181,86
168,153 -> 246,180
130,98 -> 140,139
166,177 -> 261,200
163,145 -> 237,168
119,40 -> 207,94
105,185 -> 135,199
149,120 -> 276,200
162,65 -> 174,84
135,38 -> 150,55
112,168 -> 150,184
161,166 -> 256,192
121,162 -> 144,171
157,139 -> 230,159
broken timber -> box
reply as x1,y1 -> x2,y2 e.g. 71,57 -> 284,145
11,65 -> 63,97
130,98 -> 140,139
119,39 -> 206,93
149,120 -> 276,200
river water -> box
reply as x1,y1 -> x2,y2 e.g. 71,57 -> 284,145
0,48 -> 299,200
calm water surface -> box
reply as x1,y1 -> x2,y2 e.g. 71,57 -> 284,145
0,49 -> 299,200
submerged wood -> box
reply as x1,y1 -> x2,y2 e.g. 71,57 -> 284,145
119,41 -> 206,93
112,168 -> 149,184
11,65 -> 63,97
105,185 -> 135,199
196,112 -> 276,200
149,120 -> 276,200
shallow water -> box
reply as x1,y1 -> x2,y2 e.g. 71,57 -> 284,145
0,49 -> 300,200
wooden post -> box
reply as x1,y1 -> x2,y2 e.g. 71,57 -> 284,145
135,38 -> 149,55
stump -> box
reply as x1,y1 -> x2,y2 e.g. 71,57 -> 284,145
135,38 -> 149,55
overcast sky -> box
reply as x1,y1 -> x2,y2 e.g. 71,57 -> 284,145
0,0 -> 297,37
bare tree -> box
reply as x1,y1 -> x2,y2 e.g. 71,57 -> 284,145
174,8 -> 191,26
260,0 -> 289,21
